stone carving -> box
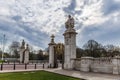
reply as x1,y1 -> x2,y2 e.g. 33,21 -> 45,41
65,15 -> 74,29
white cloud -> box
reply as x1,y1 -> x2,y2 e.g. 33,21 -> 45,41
76,0 -> 108,26
8,0 -> 70,35
114,0 -> 120,2
0,0 -> 15,16
0,0 -> 120,50
0,0 -> 108,35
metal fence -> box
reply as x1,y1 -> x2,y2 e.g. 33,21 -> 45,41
0,60 -> 63,71
0,63 -> 46,71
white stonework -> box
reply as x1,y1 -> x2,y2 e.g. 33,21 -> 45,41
48,35 -> 56,68
49,45 -> 55,67
73,57 -> 120,75
112,57 -> 120,74
19,40 -> 29,64
63,15 -> 77,69
24,49 -> 29,63
80,57 -> 93,72
20,49 -> 25,63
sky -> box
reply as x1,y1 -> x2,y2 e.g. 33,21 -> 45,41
0,0 -> 120,51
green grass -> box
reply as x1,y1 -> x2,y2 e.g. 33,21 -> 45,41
0,60 -> 4,64
0,71 -> 81,80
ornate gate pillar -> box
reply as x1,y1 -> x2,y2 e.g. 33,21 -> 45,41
19,40 -> 29,64
48,35 -> 56,68
20,40 -> 25,63
63,15 -> 77,69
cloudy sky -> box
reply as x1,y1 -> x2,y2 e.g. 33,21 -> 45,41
0,0 -> 120,51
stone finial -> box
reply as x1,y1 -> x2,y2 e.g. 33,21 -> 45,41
65,15 -> 74,29
51,34 -> 55,43
26,44 -> 29,50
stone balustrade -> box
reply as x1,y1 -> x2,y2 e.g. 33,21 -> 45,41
72,56 -> 120,75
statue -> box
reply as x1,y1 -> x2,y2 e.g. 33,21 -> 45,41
21,39 -> 25,48
65,15 -> 74,29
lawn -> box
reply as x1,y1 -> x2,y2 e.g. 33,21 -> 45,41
0,71 -> 81,80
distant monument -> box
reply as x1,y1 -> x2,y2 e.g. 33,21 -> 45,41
19,40 -> 29,64
63,15 -> 77,69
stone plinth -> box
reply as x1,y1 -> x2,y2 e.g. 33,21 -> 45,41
80,57 -> 93,72
20,49 -> 25,63
63,29 -> 77,69
24,49 -> 29,63
48,43 -> 56,68
71,58 -> 81,70
112,56 -> 120,74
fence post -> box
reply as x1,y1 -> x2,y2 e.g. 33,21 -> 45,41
35,64 -> 36,69
14,61 -> 15,64
50,64 -> 51,68
13,63 -> 16,70
1,64 -> 3,71
25,64 -> 27,69
8,61 -> 9,64
43,64 -> 44,69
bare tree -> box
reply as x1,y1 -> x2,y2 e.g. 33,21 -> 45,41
104,45 -> 120,57
83,40 -> 103,57
9,41 -> 20,58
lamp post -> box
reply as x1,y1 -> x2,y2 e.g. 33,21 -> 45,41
1,34 -> 6,60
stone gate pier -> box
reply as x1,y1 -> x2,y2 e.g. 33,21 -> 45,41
48,34 -> 56,68
63,15 -> 77,69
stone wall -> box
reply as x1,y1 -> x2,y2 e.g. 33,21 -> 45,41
73,58 -> 81,70
118,59 -> 120,72
91,58 -> 113,73
72,57 -> 120,75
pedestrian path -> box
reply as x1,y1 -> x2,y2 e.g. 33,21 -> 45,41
0,68 -> 120,80
0,69 -> 42,73
45,68 -> 120,80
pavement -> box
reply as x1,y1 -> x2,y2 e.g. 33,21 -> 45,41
0,67 -> 120,80
45,68 -> 120,80
0,69 -> 43,73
